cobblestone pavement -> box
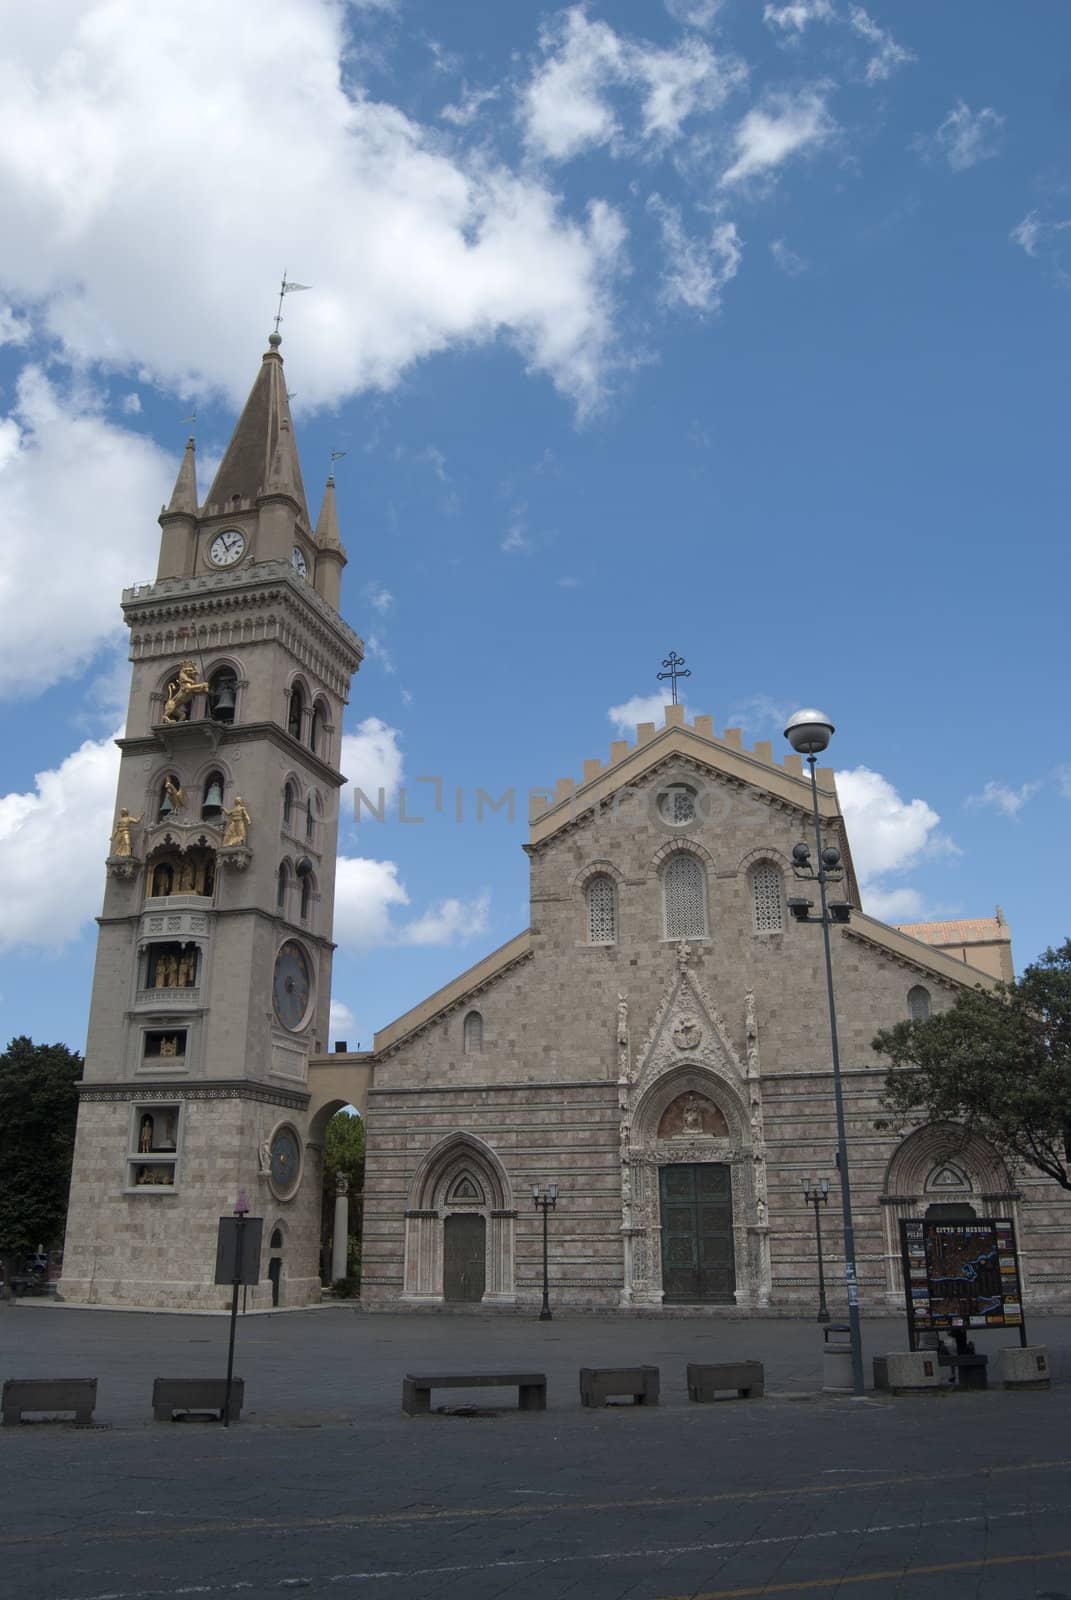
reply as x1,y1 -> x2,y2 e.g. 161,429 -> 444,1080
3,1304 -> 1071,1600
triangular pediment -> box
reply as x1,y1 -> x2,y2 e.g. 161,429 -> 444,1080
633,948 -> 745,1102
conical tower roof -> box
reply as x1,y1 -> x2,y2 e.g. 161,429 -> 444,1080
203,333 -> 310,524
315,473 -> 345,554
166,436 -> 199,515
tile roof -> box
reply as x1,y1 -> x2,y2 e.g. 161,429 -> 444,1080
895,916 -> 1007,946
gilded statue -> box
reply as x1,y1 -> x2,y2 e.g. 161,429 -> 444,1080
163,661 -> 210,724
178,860 -> 197,893
222,796 -> 251,847
138,1115 -> 154,1153
164,776 -> 186,810
110,807 -> 143,858
159,1036 -> 178,1057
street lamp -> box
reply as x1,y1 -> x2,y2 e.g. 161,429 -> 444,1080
783,708 -> 865,1396
531,1184 -> 558,1321
801,1177 -> 831,1323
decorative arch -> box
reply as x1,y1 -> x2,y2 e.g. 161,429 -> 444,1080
660,849 -> 709,940
748,858 -> 784,934
633,1062 -> 749,1146
403,1132 -> 516,1305
285,674 -> 311,743
463,1009 -> 483,1054
204,656 -> 243,724
281,772 -> 303,831
907,983 -> 932,1021
650,835 -> 716,874
310,697 -> 332,759
736,845 -> 791,875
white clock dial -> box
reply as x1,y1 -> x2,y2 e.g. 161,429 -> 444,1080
208,528 -> 246,567
291,545 -> 308,579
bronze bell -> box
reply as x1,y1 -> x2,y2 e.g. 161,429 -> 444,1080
202,777 -> 224,817
211,677 -> 237,720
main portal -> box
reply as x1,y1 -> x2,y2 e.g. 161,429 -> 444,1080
659,1163 -> 735,1304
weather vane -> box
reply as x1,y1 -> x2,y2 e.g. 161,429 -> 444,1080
657,651 -> 691,705
273,271 -> 312,335
181,411 -> 196,436
329,448 -> 347,478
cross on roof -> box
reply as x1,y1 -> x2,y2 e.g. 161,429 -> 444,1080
657,651 -> 691,705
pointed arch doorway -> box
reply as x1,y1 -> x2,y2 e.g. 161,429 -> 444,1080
403,1134 -> 516,1305
443,1214 -> 486,1302
659,1162 -> 736,1304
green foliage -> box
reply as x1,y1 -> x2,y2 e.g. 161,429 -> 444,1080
320,1110 -> 365,1286
331,1274 -> 360,1299
0,1037 -> 84,1270
874,940 -> 1071,1191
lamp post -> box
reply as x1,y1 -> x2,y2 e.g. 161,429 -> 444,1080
224,1188 -> 249,1429
532,1184 -> 558,1321
783,709 -> 865,1397
801,1177 -> 831,1323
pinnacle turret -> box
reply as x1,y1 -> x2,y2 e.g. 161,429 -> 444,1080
166,437 -> 199,515
315,474 -> 344,553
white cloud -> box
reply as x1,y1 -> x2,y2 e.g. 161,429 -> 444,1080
364,582 -> 394,614
1010,210 -> 1071,266
364,633 -> 396,675
0,366 -> 173,698
333,855 -> 489,948
649,197 -> 742,312
521,7 -> 745,163
770,238 -> 807,275
837,765 -> 951,920
556,575 -> 579,588
341,716 -> 404,818
918,101 -> 1005,172
1057,766 -> 1071,800
0,304 -> 32,347
847,6 -> 914,84
502,517 -> 531,553
726,693 -> 790,735
0,731 -> 120,951
121,392 -> 142,414
964,780 -> 1040,819
664,0 -> 726,27
329,1000 -> 358,1046
608,692 -> 692,736
440,84 -> 500,128
762,1 -> 834,36
721,87 -> 836,187
0,0 -> 626,415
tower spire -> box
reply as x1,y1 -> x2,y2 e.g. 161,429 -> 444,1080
202,333 -> 310,524
167,436 -> 199,515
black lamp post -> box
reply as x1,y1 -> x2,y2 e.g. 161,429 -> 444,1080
531,1184 -> 558,1321
783,708 -> 865,1397
802,1177 -> 831,1323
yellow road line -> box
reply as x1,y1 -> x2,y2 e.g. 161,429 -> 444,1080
0,1456 -> 1068,1550
658,1546 -> 1071,1599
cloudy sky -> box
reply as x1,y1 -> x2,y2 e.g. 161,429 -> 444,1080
1,0 -> 1068,1052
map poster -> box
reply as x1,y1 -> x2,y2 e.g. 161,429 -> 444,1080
899,1217 -> 1025,1345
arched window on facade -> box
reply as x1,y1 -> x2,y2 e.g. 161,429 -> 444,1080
908,984 -> 932,1021
202,771 -> 225,820
208,667 -> 238,724
750,860 -> 784,933
310,699 -> 329,758
277,861 -> 289,912
287,684 -> 304,742
306,792 -> 321,843
283,782 -> 295,828
300,872 -> 313,923
463,1010 -> 483,1054
664,852 -> 708,940
587,874 -> 617,944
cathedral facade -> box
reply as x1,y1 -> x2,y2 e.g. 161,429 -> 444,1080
60,342 -> 1070,1317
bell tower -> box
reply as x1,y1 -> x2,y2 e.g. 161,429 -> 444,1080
59,336 -> 363,1309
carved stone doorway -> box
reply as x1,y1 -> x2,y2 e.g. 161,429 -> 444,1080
659,1163 -> 735,1304
443,1214 -> 486,1303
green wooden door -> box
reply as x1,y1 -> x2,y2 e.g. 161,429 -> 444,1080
659,1164 -> 735,1304
443,1214 -> 486,1302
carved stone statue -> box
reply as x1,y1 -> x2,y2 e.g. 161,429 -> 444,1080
178,859 -> 197,893
163,661 -> 210,724
222,796 -> 251,847
616,993 -> 629,1048
335,1172 -> 350,1198
110,808 -> 143,858
258,1140 -> 272,1177
682,1092 -> 703,1133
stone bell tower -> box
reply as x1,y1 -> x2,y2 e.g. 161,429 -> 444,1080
59,334 -> 363,1309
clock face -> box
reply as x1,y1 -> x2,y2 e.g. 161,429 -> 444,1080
291,545 -> 308,579
273,940 -> 312,1031
270,1128 -> 301,1196
208,528 -> 246,567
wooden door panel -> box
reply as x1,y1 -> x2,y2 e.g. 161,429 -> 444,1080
660,1164 -> 735,1304
443,1214 -> 486,1303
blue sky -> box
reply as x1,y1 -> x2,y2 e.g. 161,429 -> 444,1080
0,0 -> 1068,1054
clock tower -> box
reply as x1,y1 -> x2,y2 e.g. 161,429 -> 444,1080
58,334 -> 363,1309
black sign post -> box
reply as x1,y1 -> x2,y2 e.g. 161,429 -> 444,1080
899,1217 -> 1028,1352
214,1198 -> 262,1427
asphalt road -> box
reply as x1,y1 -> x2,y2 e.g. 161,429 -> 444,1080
3,1305 -> 1070,1600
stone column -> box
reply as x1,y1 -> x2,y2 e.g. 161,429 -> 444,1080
331,1174 -> 349,1283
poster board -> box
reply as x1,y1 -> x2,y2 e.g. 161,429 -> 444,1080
899,1217 -> 1024,1347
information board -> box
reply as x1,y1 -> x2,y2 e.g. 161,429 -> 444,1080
899,1217 -> 1024,1345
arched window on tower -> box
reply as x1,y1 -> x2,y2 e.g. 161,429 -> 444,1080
287,684 -> 304,742
664,853 -> 708,941
202,771 -> 225,821
310,699 -> 329,758
306,792 -> 321,843
208,667 -> 238,724
750,860 -> 784,933
277,861 -> 290,912
463,1010 -> 483,1054
908,984 -> 932,1021
587,875 -> 617,944
300,872 -> 313,923
158,774 -> 184,820
283,782 -> 295,828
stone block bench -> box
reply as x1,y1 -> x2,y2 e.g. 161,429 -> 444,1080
401,1372 -> 547,1416
687,1361 -> 764,1402
152,1378 -> 244,1423
579,1366 -> 659,1407
2,1378 -> 97,1426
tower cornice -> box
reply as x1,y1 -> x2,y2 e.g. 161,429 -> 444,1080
117,720 -> 349,790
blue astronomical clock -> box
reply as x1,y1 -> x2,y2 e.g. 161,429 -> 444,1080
273,939 -> 311,1031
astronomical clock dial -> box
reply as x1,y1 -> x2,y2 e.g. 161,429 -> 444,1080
208,528 -> 246,567
273,939 -> 312,1031
269,1127 -> 301,1199
291,545 -> 308,579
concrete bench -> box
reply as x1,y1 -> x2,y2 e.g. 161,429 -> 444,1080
2,1378 -> 97,1426
152,1378 -> 244,1423
579,1366 -> 659,1407
401,1372 -> 547,1416
687,1361 -> 764,1402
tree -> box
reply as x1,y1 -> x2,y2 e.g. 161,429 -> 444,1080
320,1110 -> 365,1286
0,1037 -> 83,1295
874,940 -> 1071,1192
